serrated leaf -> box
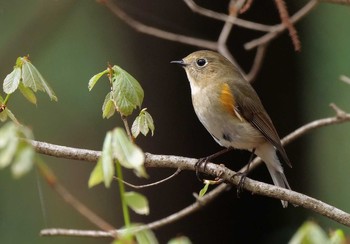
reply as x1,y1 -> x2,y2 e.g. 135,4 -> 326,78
21,57 -> 57,101
88,69 -> 109,91
124,191 -> 149,215
101,131 -> 114,187
131,114 -> 144,138
111,65 -> 144,116
19,82 -> 37,104
131,109 -> 155,138
143,109 -> 155,136
3,67 -> 21,94
111,128 -> 146,177
88,158 -> 104,188
11,144 -> 35,178
168,236 -> 192,244
199,181 -> 210,197
102,92 -> 116,119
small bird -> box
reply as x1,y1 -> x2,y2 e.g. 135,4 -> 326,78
171,50 -> 292,207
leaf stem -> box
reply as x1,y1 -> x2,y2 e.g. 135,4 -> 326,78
121,115 -> 133,141
115,160 -> 131,229
3,94 -> 11,105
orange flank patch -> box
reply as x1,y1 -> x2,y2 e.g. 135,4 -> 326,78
219,83 -> 243,121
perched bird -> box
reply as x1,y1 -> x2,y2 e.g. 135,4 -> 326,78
171,50 -> 291,207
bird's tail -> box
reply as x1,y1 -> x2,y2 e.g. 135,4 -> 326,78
256,143 -> 291,208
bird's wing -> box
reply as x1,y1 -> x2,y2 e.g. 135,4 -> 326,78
231,82 -> 292,168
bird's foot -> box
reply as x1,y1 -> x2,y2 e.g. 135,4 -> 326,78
233,172 -> 248,197
195,157 -> 210,182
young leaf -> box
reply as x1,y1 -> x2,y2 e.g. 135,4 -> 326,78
134,228 -> 158,244
101,131 -> 114,187
0,129 -> 18,168
168,236 -> 192,244
102,92 -> 116,119
88,69 -> 109,91
289,221 -> 329,244
111,128 -> 146,177
88,158 -> 104,188
19,82 -> 37,105
21,57 -> 58,101
0,122 -> 34,178
111,65 -> 144,116
199,180 -> 210,197
329,229 -> 346,244
124,191 -> 149,215
131,108 -> 155,138
3,67 -> 21,94
143,109 -> 155,136
11,144 -> 35,178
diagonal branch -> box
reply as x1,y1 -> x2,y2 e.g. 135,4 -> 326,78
100,0 -> 217,50
244,0 -> 318,50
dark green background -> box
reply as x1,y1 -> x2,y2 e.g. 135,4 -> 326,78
0,1 -> 349,243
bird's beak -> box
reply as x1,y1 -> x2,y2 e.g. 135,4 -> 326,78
170,59 -> 187,67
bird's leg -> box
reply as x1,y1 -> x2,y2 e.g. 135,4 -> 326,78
236,148 -> 256,196
195,147 -> 233,182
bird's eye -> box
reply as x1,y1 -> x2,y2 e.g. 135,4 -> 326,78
196,58 -> 207,67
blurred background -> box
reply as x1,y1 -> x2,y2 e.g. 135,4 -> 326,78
0,0 -> 349,243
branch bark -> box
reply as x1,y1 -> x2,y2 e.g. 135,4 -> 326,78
35,106 -> 350,238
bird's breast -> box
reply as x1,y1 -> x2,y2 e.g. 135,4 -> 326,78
191,89 -> 265,149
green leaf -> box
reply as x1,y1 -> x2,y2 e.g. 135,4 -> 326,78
101,131 -> 115,187
135,228 -> 158,244
329,229 -> 346,244
19,82 -> 37,104
102,92 -> 116,119
131,108 -> 155,138
168,236 -> 192,244
0,130 -> 18,168
11,144 -> 35,178
0,123 -> 34,177
21,57 -> 58,101
88,69 -> 109,91
111,128 -> 146,177
111,65 -> 144,116
143,109 -> 155,136
3,67 -> 21,94
199,181 -> 210,197
88,158 -> 104,188
289,221 -> 329,244
89,132 -> 116,188
124,191 -> 149,215
2,108 -> 20,124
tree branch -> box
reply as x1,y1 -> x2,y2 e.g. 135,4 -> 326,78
36,105 -> 350,238
100,0 -> 217,50
244,0 -> 318,50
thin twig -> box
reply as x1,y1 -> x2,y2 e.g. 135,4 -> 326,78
217,0 -> 246,76
274,0 -> 301,51
40,228 -> 114,238
121,115 -> 132,141
183,0 -> 273,32
113,168 -> 181,189
37,161 -> 116,233
244,0 -> 318,50
101,0 -> 217,50
246,44 -> 268,82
